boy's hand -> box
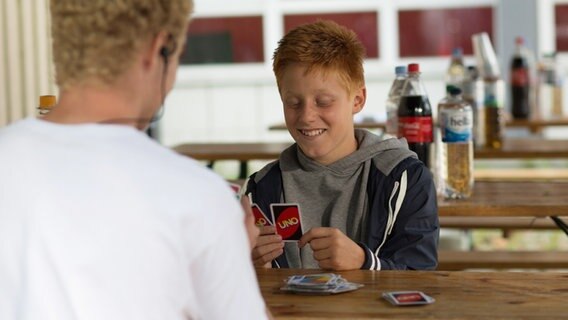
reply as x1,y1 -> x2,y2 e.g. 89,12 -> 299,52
241,195 -> 260,250
298,227 -> 365,270
252,226 -> 284,267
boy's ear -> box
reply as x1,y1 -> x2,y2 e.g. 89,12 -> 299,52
352,86 -> 366,114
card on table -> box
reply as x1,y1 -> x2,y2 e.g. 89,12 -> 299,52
270,203 -> 304,241
382,291 -> 435,306
251,203 -> 272,227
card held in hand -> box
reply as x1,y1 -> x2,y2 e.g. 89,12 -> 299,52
251,204 -> 272,227
270,203 -> 303,241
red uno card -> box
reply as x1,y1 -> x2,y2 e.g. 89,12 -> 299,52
270,203 -> 303,241
382,291 -> 435,306
229,183 -> 241,195
251,204 -> 272,227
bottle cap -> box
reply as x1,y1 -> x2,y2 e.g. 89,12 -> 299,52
408,63 -> 420,73
39,95 -> 56,109
395,65 -> 407,75
452,47 -> 463,57
515,36 -> 524,46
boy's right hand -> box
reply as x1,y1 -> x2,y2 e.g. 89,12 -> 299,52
252,226 -> 284,267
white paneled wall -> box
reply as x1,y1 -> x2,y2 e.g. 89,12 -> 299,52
159,75 -> 449,147
0,0 -> 55,126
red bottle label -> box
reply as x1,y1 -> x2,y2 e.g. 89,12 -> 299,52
398,117 -> 433,143
511,68 -> 529,86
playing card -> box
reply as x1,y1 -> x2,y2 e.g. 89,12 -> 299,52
270,203 -> 303,241
251,204 -> 272,227
229,183 -> 241,197
382,291 -> 435,306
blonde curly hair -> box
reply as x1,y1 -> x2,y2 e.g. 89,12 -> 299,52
273,20 -> 366,96
50,0 -> 193,89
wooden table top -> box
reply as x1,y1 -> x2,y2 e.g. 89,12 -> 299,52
439,181 -> 568,217
268,120 -> 386,131
270,117 -> 568,131
173,142 -> 293,161
257,268 -> 568,319
174,138 -> 568,161
475,138 -> 568,159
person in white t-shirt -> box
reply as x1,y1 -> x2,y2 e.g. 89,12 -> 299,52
0,0 -> 270,319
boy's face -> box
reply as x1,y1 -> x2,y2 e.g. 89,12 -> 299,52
279,63 -> 366,165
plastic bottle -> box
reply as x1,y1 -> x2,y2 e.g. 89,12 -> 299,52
537,52 -> 564,119
472,32 -> 505,149
38,95 -> 56,117
438,86 -> 474,199
462,66 -> 485,148
446,47 -> 466,91
398,63 -> 433,168
510,37 -> 531,119
385,66 -> 407,138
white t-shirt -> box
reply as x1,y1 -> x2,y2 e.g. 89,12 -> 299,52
0,118 -> 267,320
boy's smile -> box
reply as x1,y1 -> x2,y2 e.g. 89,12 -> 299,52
279,63 -> 366,165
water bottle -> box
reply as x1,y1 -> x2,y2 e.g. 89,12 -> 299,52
385,65 -> 407,138
438,86 -> 474,199
462,66 -> 485,148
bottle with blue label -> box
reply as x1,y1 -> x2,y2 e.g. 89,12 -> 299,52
438,86 -> 474,199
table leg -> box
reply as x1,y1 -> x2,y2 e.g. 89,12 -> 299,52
239,161 -> 248,179
550,216 -> 568,237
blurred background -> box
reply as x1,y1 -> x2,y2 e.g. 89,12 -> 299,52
2,0 -> 568,145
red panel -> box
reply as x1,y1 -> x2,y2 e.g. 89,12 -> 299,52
187,16 -> 264,63
284,12 -> 379,58
555,5 -> 568,52
398,7 -> 493,57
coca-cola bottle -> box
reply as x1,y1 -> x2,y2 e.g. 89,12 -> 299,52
510,36 -> 531,119
398,63 -> 433,168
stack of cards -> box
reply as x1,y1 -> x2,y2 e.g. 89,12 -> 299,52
382,291 -> 435,306
280,273 -> 363,295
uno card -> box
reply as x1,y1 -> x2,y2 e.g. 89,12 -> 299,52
229,183 -> 241,196
382,291 -> 435,306
270,203 -> 303,241
251,203 -> 272,227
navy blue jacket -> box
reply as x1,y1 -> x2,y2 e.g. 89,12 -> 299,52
246,157 -> 439,270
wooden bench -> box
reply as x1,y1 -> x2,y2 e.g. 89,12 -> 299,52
438,250 -> 568,270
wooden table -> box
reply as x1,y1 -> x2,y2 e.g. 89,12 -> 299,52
438,181 -> 568,218
268,120 -> 386,131
475,138 -> 568,159
257,268 -> 568,319
173,142 -> 292,178
508,116 -> 568,133
270,117 -> 568,133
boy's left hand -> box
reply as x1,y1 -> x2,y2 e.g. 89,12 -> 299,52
298,227 -> 365,270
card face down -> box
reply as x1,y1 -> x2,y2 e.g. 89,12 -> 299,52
270,203 -> 303,241
382,291 -> 435,306
251,204 -> 272,227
